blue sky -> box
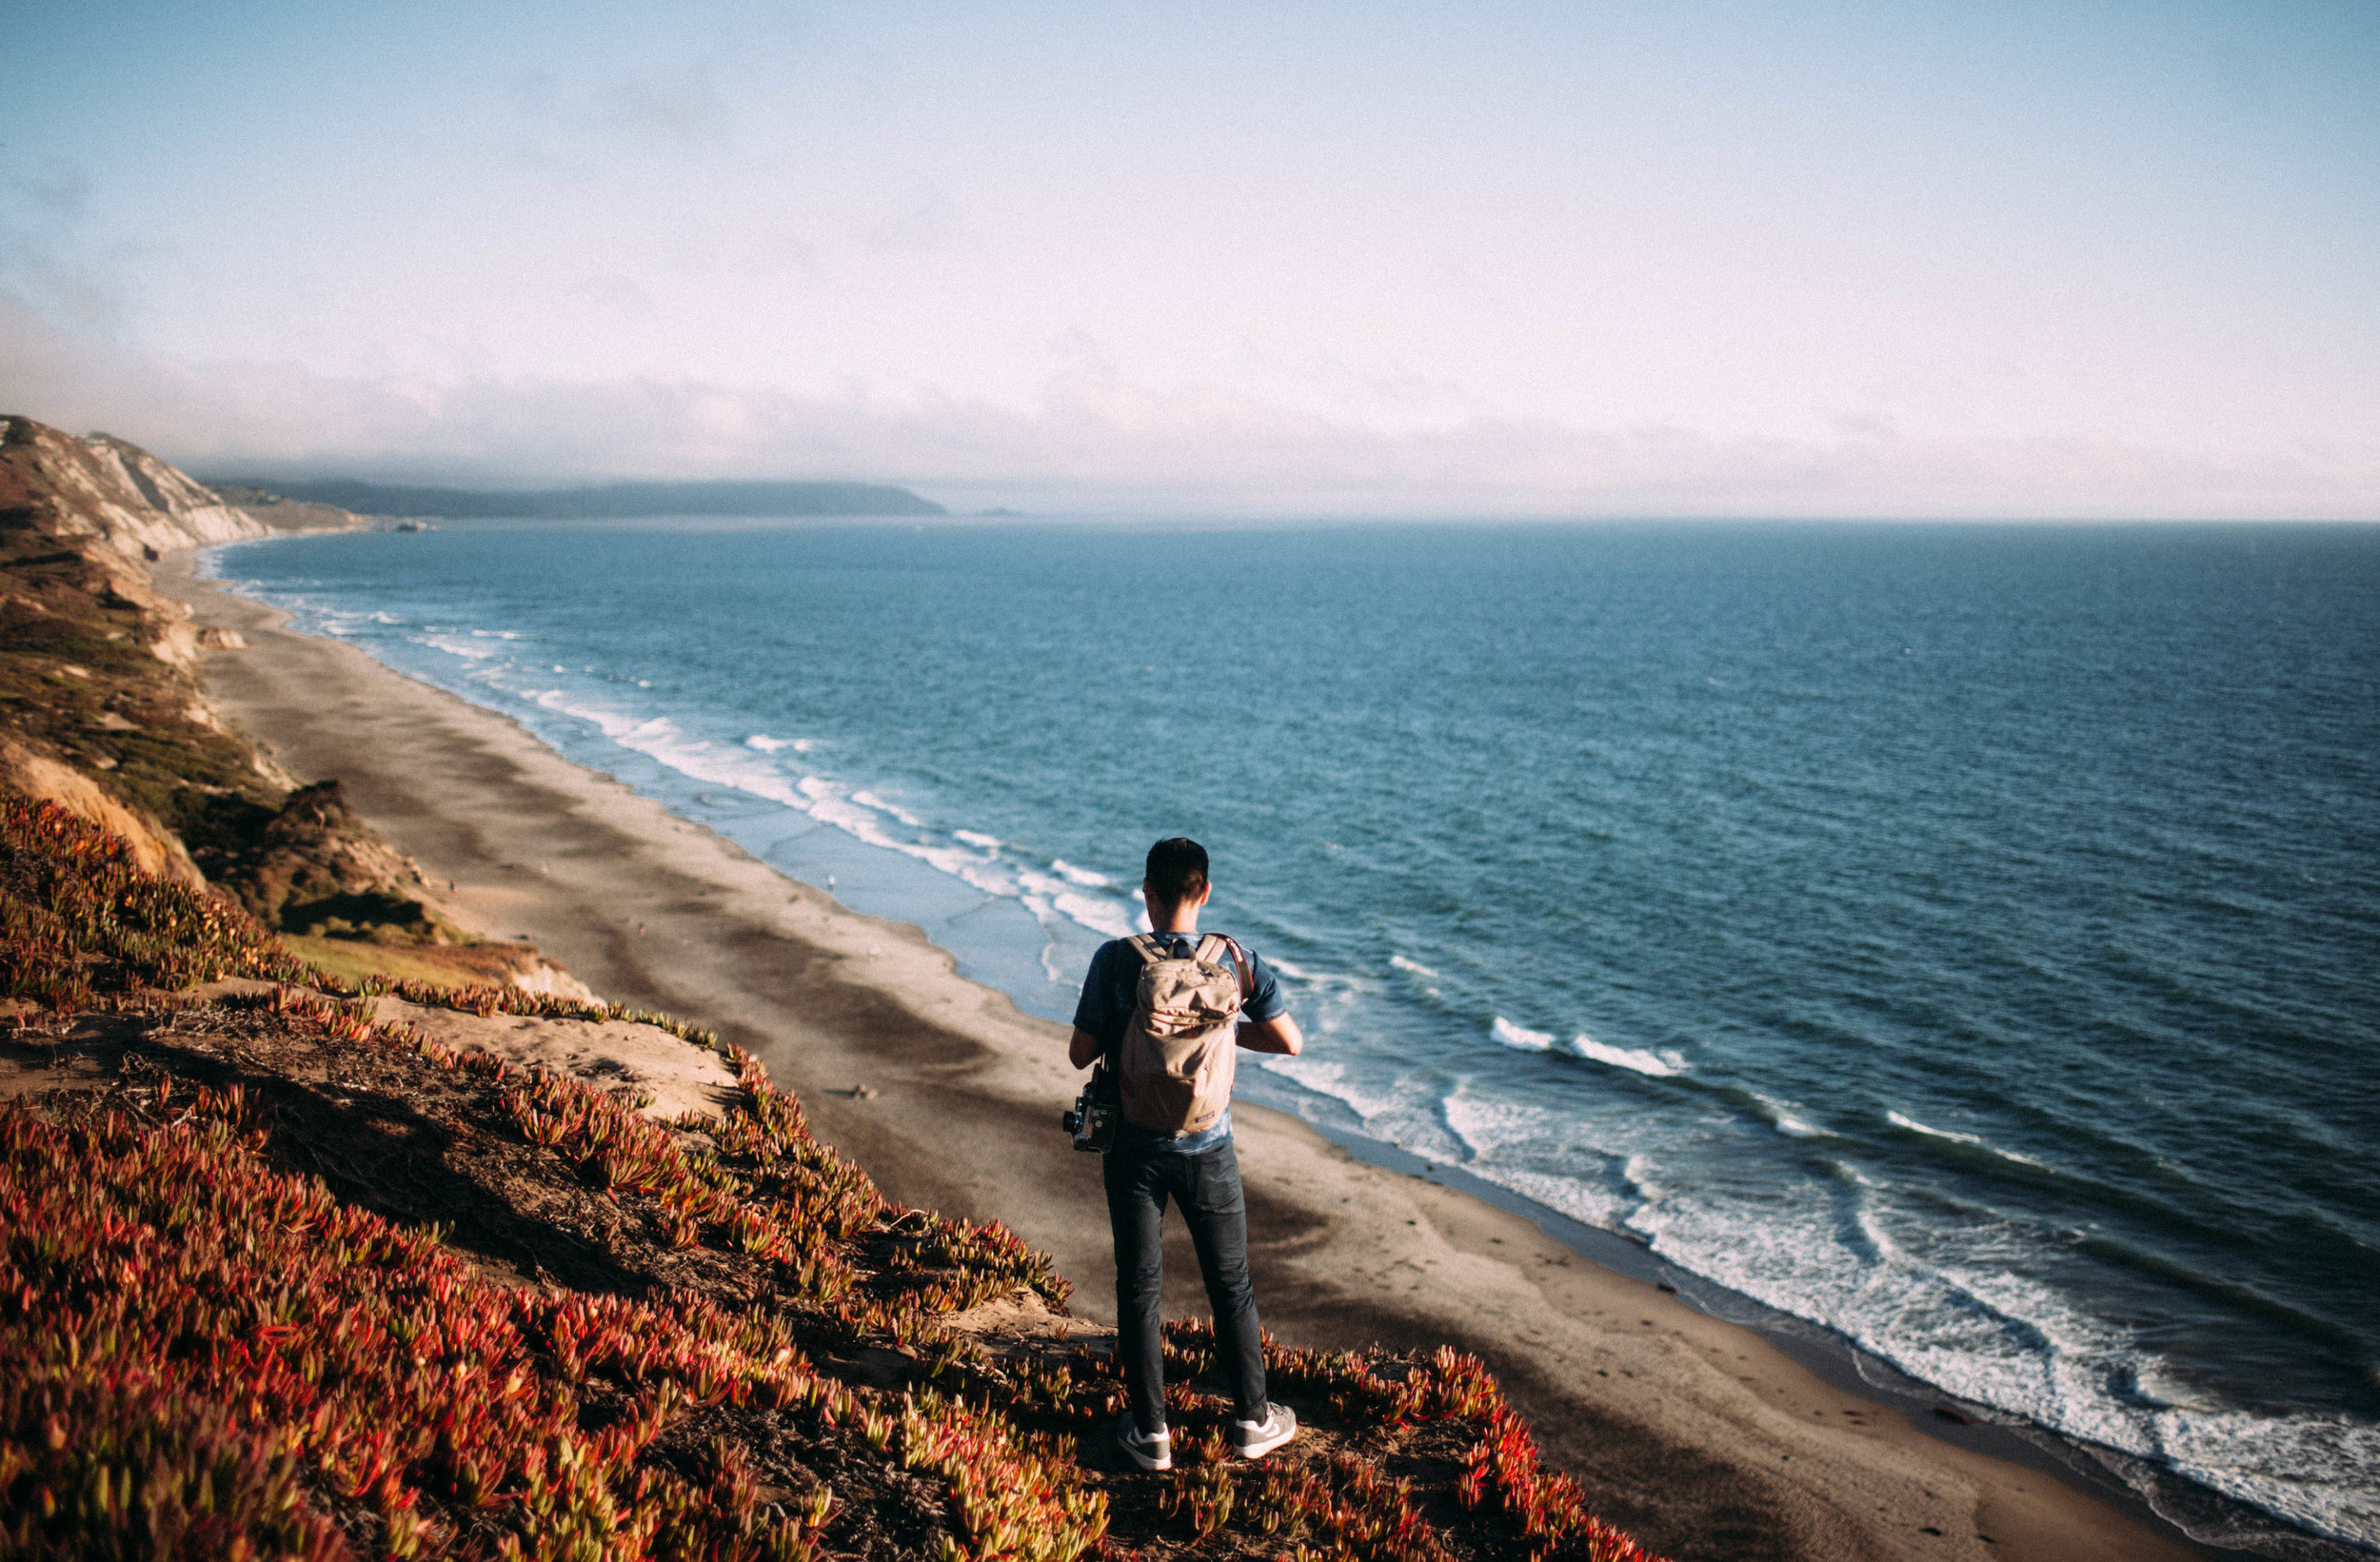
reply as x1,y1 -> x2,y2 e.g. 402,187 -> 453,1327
3,0 -> 2374,515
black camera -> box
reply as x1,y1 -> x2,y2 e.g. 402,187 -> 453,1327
1062,1065 -> 1119,1153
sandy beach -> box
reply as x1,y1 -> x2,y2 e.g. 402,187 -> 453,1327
158,550 -> 2213,1562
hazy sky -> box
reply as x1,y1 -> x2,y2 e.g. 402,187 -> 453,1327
4,0 -> 2375,515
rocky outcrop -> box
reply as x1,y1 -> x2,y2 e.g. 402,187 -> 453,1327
196,778 -> 449,940
0,418 -> 275,561
0,416 -> 432,939
0,416 -> 590,995
0,417 -> 347,673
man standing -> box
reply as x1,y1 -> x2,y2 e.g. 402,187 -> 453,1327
1069,837 -> 1305,1472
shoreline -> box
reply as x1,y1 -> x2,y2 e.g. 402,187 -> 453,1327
158,546 -> 2231,1562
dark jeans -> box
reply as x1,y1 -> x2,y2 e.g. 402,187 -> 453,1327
1103,1140 -> 1268,1433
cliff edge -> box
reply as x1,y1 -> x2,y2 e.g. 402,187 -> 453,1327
0,415 -> 575,992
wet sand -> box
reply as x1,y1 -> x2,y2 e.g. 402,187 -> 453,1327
160,550 -> 2211,1562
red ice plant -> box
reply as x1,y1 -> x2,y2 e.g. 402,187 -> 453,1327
0,800 -> 1666,1561
0,1080 -> 868,1558
0,797 -> 309,1007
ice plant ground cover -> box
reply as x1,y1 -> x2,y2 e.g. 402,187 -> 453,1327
0,796 -> 1665,1561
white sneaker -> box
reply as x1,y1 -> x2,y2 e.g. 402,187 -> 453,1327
1116,1413 -> 1172,1472
1232,1402 -> 1298,1459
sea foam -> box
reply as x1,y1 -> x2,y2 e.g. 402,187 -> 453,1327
421,633 -> 501,660
1573,1036 -> 1687,1078
1490,1017 -> 1556,1051
1888,1111 -> 2051,1170
1755,1096 -> 1827,1137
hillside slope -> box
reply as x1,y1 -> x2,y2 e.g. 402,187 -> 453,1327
1,792 -> 1664,1562
0,415 -> 567,989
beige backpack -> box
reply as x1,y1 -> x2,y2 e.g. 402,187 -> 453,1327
1116,932 -> 1251,1137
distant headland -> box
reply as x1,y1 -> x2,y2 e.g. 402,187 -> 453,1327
206,476 -> 948,520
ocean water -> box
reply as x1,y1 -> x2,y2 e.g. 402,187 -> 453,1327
210,519 -> 2380,1553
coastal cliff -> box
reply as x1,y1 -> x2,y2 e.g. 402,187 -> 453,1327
10,424 -> 278,556
0,416 -> 572,987
0,417 -> 318,882
0,418 -> 296,681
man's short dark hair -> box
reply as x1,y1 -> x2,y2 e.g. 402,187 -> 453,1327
1145,838 -> 1209,905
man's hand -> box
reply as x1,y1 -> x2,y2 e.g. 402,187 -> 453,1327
1069,1027 -> 1103,1070
1237,1014 -> 1304,1056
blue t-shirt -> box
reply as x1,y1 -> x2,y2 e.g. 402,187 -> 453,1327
1073,931 -> 1288,1154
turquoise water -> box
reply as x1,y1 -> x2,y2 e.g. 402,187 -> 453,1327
211,519 -> 2380,1552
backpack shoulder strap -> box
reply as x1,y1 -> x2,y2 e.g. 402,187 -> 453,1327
1191,933 -> 1228,967
1205,934 -> 1255,999
1127,933 -> 1171,966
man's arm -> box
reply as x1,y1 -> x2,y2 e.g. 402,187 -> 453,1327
1069,1027 -> 1104,1070
1237,1014 -> 1303,1056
